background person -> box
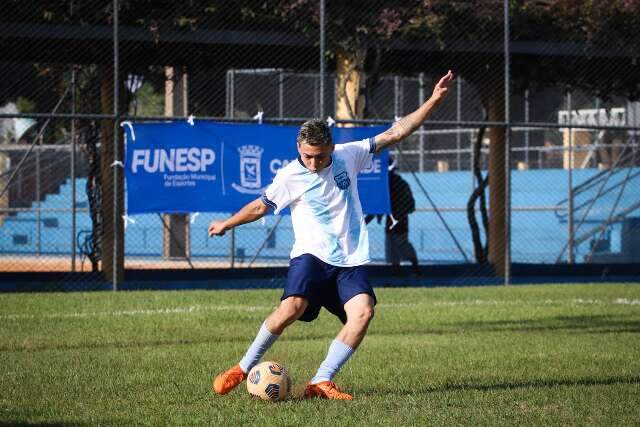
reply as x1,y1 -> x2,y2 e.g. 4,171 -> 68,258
367,157 -> 419,271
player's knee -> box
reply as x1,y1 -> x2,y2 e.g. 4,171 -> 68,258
362,306 -> 375,323
348,305 -> 374,328
276,296 -> 308,322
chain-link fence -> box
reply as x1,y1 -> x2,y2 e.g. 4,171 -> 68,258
1,1 -> 639,290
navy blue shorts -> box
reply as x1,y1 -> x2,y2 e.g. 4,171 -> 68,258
282,254 -> 377,324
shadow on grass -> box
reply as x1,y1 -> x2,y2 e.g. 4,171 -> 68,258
3,314 -> 639,353
447,314 -> 640,333
360,375 -> 640,396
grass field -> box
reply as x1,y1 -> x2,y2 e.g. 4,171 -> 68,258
1,283 -> 639,426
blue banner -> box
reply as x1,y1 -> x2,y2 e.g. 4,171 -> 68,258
123,121 -> 390,215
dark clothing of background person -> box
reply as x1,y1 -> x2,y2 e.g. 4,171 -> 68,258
366,169 -> 418,268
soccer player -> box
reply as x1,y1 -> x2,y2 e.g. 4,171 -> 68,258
209,70 -> 453,400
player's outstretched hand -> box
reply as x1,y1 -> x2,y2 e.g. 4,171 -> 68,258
432,70 -> 454,104
208,220 -> 227,237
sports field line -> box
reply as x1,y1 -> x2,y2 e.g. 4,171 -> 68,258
0,304 -> 271,321
1,298 -> 638,321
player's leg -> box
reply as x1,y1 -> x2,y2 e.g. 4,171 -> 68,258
335,292 -> 375,348
305,266 -> 375,400
239,295 -> 308,371
212,296 -> 308,395
213,254 -> 324,395
321,283 -> 348,325
316,293 -> 374,380
265,295 -> 308,334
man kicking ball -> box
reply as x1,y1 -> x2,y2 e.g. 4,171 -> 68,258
209,70 -> 454,400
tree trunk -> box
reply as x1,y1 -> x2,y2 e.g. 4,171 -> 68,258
335,48 -> 366,123
467,124 -> 489,264
99,68 -> 125,284
162,66 -> 190,260
486,92 -> 506,277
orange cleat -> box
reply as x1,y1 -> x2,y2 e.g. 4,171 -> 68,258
212,364 -> 247,395
304,381 -> 353,400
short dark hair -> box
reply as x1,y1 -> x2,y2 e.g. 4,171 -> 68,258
297,119 -> 332,146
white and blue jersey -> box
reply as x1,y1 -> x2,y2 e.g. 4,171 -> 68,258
261,138 -> 376,267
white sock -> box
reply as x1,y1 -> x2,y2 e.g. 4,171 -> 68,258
310,339 -> 355,384
238,322 -> 279,373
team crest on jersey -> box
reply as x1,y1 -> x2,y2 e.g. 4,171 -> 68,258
334,171 -> 350,190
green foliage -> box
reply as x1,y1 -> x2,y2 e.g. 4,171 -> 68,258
273,0 -> 422,55
131,81 -> 164,116
404,0 -> 640,98
15,96 -> 35,113
1,284 -> 639,425
6,1 -> 639,98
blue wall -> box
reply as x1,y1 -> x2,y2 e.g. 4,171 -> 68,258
1,167 -> 638,264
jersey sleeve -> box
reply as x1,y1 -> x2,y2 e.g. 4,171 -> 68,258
341,137 -> 377,173
261,170 -> 292,215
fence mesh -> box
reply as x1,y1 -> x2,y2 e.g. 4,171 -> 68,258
1,1 -> 639,290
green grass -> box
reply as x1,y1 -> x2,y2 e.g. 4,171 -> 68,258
1,283 -> 639,426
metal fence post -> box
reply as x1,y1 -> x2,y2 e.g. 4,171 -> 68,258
419,72 -> 425,172
567,91 -> 575,264
71,67 -> 77,272
112,0 -> 120,291
36,135 -> 41,256
230,228 -> 236,268
525,89 -> 530,167
594,98 -> 600,169
226,69 -> 236,267
319,0 -> 325,119
394,76 -> 400,162
504,0 -> 512,285
225,70 -> 236,118
456,77 -> 462,171
279,70 -> 284,118
229,70 -> 235,118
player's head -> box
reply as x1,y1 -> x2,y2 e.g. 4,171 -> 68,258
297,119 -> 332,147
297,119 -> 334,172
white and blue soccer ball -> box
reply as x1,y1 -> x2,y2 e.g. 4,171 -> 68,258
246,361 -> 291,401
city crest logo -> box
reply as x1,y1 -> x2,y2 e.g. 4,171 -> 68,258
231,145 -> 266,194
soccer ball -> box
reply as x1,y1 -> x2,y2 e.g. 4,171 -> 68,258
246,361 -> 291,401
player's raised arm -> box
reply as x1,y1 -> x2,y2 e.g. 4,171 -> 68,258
374,70 -> 454,153
208,197 -> 270,237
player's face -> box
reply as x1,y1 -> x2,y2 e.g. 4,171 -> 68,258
297,142 -> 334,173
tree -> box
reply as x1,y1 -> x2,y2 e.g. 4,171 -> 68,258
1,1 -> 274,281
403,0 -> 640,274
268,0 -> 421,121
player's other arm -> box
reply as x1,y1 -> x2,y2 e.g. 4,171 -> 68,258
374,70 -> 454,154
208,197 -> 270,237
